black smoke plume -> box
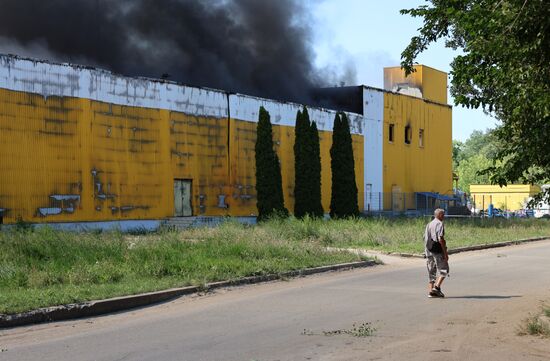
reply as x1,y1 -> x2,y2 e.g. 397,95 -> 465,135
0,0 -> 353,103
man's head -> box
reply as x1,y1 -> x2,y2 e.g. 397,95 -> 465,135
434,208 -> 445,221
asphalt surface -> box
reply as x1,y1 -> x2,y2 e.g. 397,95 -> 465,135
2,240 -> 550,361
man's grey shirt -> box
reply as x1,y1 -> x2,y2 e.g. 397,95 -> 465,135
424,218 -> 445,256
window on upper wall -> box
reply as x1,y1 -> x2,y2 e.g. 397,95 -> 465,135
404,124 -> 412,145
419,129 -> 424,147
389,124 -> 394,142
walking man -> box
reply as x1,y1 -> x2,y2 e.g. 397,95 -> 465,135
424,208 -> 449,298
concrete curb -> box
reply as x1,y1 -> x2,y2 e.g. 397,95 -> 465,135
387,252 -> 424,258
447,237 -> 549,255
331,236 -> 550,260
0,260 -> 377,329
389,236 -> 550,258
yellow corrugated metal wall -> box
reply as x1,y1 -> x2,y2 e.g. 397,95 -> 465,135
229,119 -> 364,215
0,87 -> 364,223
0,89 -> 83,223
169,112 -> 230,216
0,88 -> 174,223
469,185 -> 541,210
382,92 -> 453,206
0,88 -> 236,223
384,65 -> 448,104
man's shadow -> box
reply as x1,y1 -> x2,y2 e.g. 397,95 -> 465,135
446,295 -> 522,299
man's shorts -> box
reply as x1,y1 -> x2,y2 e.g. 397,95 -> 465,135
427,253 -> 449,282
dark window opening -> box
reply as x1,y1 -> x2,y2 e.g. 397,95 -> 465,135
389,124 -> 394,142
419,129 -> 424,147
404,124 -> 412,144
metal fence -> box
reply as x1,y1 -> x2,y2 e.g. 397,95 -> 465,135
363,192 -> 468,217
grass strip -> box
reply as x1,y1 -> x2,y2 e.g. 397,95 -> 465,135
262,216 -> 550,254
1,216 -> 549,314
0,222 -> 367,314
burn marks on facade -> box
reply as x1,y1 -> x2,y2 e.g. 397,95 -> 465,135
37,194 -> 80,217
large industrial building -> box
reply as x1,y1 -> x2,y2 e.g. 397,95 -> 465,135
0,54 -> 452,228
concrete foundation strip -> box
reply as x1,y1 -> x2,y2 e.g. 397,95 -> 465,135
0,260 -> 377,329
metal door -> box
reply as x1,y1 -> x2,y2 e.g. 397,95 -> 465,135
174,180 -> 192,217
392,185 -> 403,212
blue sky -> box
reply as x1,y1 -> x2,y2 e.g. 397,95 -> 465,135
311,0 -> 498,141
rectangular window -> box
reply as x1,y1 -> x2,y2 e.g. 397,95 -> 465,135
389,124 -> 394,142
404,125 -> 412,145
419,129 -> 424,147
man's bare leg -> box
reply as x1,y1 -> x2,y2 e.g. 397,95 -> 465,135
435,276 -> 445,288
428,281 -> 435,293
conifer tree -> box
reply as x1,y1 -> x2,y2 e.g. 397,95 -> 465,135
330,112 -> 359,218
294,106 -> 324,218
293,108 -> 308,218
255,106 -> 287,221
310,120 -> 324,217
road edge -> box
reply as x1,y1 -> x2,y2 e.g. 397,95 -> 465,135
386,236 -> 550,258
0,260 -> 377,329
447,236 -> 549,254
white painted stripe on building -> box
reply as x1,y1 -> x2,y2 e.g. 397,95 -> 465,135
0,54 -> 229,118
229,93 -> 363,134
0,55 -> 365,135
363,87 -> 384,211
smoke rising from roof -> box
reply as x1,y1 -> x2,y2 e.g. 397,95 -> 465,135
0,0 -> 356,103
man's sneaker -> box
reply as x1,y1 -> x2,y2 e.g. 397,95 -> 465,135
432,286 -> 445,298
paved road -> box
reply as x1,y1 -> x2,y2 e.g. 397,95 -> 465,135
2,241 -> 550,361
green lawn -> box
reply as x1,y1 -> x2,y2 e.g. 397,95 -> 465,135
1,217 -> 549,315
0,222 -> 368,314
290,216 -> 550,254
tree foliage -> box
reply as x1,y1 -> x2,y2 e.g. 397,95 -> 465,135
255,106 -> 287,221
457,154 -> 492,192
294,107 -> 323,218
454,130 -> 499,192
452,140 -> 464,170
294,108 -> 308,217
330,112 -> 359,218
309,120 -> 324,217
401,0 -> 550,202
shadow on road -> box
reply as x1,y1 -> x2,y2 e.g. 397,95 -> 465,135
446,295 -> 522,300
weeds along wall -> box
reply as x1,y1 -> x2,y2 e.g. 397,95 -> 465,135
0,55 -> 363,224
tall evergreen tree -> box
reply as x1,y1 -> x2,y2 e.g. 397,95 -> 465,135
330,112 -> 359,218
293,108 -> 309,218
255,106 -> 287,221
310,120 -> 324,217
294,107 -> 324,218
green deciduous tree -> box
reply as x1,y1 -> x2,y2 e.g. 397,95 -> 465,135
255,106 -> 287,221
294,107 -> 323,218
330,112 -> 359,218
454,130 -> 500,192
457,154 -> 492,192
452,139 -> 464,170
401,0 -> 550,203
